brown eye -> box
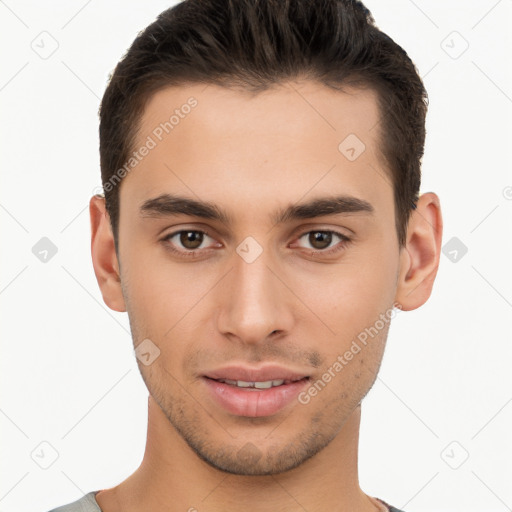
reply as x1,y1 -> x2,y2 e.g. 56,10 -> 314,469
292,230 -> 350,255
178,230 -> 204,249
308,231 -> 332,250
161,229 -> 221,259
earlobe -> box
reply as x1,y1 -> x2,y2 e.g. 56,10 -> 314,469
90,195 -> 126,312
395,192 -> 443,311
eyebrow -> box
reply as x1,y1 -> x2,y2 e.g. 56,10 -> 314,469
139,193 -> 374,225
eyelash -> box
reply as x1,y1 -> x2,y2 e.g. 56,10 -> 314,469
160,229 -> 351,258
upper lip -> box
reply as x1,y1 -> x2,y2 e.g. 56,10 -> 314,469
203,365 -> 310,382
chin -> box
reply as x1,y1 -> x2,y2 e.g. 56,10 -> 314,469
181,429 -> 335,476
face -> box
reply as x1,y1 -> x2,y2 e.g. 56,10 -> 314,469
115,80 -> 402,475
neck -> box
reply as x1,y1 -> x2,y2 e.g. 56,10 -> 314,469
96,397 -> 379,512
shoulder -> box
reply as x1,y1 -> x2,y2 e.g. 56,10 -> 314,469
46,491 -> 101,512
374,496 -> 408,512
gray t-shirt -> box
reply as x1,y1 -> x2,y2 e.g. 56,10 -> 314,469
48,492 -> 101,512
47,491 -> 406,511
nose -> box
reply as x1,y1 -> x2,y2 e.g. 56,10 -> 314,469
216,245 -> 294,345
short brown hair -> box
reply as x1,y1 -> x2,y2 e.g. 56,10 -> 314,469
99,0 -> 428,248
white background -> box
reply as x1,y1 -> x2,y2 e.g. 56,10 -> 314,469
1,1 -> 511,511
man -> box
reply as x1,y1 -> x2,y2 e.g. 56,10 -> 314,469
48,0 -> 442,510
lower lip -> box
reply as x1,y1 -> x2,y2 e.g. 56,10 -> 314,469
202,377 -> 310,417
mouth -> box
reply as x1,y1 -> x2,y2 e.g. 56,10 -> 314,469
201,366 -> 311,417
204,376 -> 309,389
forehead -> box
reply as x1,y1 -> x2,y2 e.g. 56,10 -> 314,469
138,80 -> 382,149
121,80 -> 391,223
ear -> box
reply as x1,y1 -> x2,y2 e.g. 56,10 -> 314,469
90,195 -> 126,312
395,192 -> 443,311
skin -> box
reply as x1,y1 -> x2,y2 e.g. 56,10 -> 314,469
90,80 -> 442,512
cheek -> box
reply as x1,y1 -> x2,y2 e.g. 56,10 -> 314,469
309,252 -> 398,333
121,243 -> 202,322
300,319 -> 391,414
120,249 -> 220,369
295,244 -> 398,384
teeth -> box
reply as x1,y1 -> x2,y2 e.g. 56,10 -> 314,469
217,379 -> 286,388
254,381 -> 272,389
